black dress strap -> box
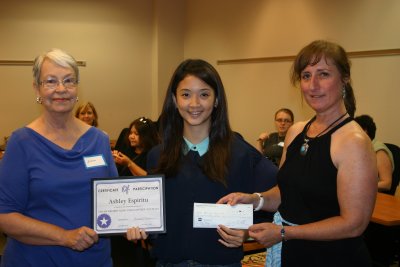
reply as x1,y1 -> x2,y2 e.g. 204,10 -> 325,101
301,116 -> 352,138
301,116 -> 316,135
326,116 -> 353,136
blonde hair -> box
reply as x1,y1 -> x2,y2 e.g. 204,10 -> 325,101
75,102 -> 99,127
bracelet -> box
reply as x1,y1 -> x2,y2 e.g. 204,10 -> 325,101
280,225 -> 286,241
253,193 -> 264,211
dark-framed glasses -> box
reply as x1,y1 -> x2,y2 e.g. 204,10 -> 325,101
39,77 -> 78,90
275,118 -> 292,123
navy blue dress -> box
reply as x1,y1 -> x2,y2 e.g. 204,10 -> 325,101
147,135 -> 278,265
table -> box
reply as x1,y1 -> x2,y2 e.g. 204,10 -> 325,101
368,193 -> 400,265
242,241 -> 265,267
243,240 -> 264,252
371,192 -> 400,226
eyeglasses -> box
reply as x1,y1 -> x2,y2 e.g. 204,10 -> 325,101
39,77 -> 78,90
275,119 -> 292,123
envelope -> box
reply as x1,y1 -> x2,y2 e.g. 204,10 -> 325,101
193,203 -> 253,229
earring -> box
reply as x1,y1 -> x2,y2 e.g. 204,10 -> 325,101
214,99 -> 218,108
342,85 -> 346,99
36,96 -> 42,104
76,97 -> 79,102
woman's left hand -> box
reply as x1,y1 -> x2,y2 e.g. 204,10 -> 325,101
248,222 -> 282,248
112,150 -> 129,166
126,227 -> 148,241
217,225 -> 248,248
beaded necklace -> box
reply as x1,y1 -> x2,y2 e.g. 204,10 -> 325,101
300,112 -> 348,156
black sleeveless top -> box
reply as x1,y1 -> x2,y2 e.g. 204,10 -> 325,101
278,116 -> 352,223
277,117 -> 371,267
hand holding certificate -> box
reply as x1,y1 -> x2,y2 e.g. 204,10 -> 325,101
193,203 -> 253,229
92,175 -> 165,235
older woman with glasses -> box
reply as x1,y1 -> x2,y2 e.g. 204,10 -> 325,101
257,108 -> 294,166
0,48 -> 118,267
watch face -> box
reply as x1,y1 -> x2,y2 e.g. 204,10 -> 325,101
281,226 -> 286,241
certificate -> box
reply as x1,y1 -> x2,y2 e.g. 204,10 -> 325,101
193,203 -> 253,229
92,175 -> 166,235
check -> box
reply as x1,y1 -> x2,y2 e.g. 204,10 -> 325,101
92,175 -> 165,235
193,203 -> 253,229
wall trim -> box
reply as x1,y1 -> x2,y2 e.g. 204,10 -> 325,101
217,48 -> 400,65
0,60 -> 87,66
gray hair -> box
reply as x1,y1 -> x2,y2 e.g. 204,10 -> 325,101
32,48 -> 79,85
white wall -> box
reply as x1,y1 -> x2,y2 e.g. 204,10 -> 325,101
1,0 -> 399,148
183,0 -> 400,147
153,0 -> 185,114
0,0 -> 155,141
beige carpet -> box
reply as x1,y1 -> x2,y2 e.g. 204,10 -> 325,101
241,251 -> 266,267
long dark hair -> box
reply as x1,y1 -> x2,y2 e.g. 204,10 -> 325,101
354,115 -> 376,140
128,117 -> 159,153
155,59 -> 233,185
290,40 -> 356,117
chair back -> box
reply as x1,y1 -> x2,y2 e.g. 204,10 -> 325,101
384,143 -> 400,195
114,128 -> 130,154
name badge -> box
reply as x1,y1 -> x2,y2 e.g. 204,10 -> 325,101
84,155 -> 107,168
278,141 -> 284,147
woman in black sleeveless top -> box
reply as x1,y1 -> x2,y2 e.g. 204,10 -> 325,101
218,40 -> 377,266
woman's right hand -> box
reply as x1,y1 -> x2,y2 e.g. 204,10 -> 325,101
63,226 -> 99,251
258,132 -> 269,141
217,192 -> 259,208
112,150 -> 130,166
126,227 -> 148,241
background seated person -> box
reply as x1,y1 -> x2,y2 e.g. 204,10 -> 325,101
75,101 -> 99,127
256,108 -> 294,166
355,114 -> 394,192
112,117 -> 159,176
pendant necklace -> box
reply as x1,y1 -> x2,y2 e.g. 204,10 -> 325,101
300,112 -> 348,156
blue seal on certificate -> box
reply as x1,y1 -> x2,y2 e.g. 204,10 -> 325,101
97,213 -> 112,228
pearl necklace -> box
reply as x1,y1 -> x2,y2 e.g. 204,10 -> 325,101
300,112 -> 348,156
